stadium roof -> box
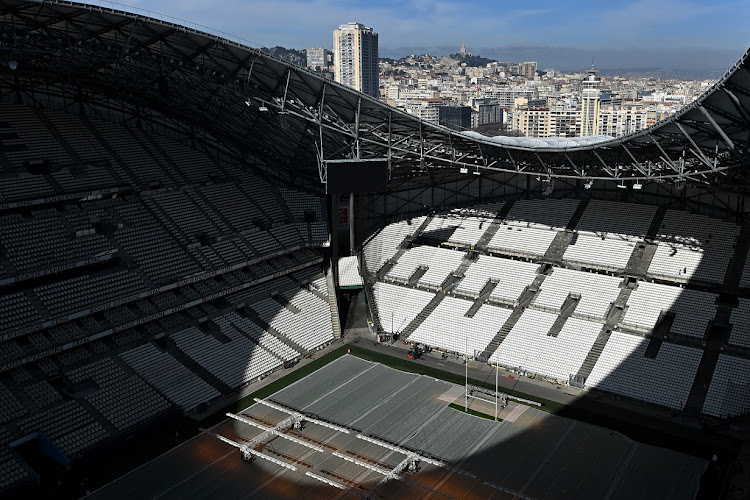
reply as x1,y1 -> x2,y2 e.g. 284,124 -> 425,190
1,0 -> 749,189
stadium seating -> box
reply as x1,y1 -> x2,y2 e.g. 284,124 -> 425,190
121,344 -> 221,412
703,354 -> 750,417
456,254 -> 539,304
0,101 -> 335,489
421,203 -> 502,246
648,210 -> 740,283
66,357 -> 172,430
489,310 -> 601,381
372,282 -> 434,334
362,216 -> 426,272
251,289 -> 334,351
621,282 -> 717,339
585,333 -> 702,410
533,267 -> 622,321
563,233 -> 637,271
410,297 -> 512,356
368,197 -> 743,419
487,224 -> 559,258
504,198 -> 580,229
386,245 -> 465,289
729,299 -> 750,348
573,200 -> 656,237
0,428 -> 29,490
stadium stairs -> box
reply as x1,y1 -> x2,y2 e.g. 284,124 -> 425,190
480,306 -> 526,360
645,206 -> 670,239
479,271 -> 549,357
241,309 -> 309,355
32,108 -> 83,166
682,231 -> 750,414
326,270 -> 342,339
683,314 -> 731,416
465,280 -> 498,317
723,225 -> 750,291
79,118 -> 137,187
473,200 -> 516,250
643,311 -> 675,359
363,280 -> 385,335
401,261 -> 472,339
574,327 -> 614,383
543,231 -> 574,262
375,216 -> 434,279
547,295 -> 579,337
538,200 -> 590,263
135,130 -> 192,185
575,277 -> 646,384
565,199 -> 590,230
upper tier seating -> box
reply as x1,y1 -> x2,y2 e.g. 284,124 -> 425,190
387,245 -> 465,289
585,333 -> 702,410
574,200 -> 656,238
121,343 -> 221,412
421,203 -> 502,247
648,210 -> 740,283
703,354 -> 750,418
65,357 -> 172,431
372,282 -> 434,334
622,282 -> 717,339
533,267 -> 623,321
504,198 -> 580,230
410,298 -> 512,356
363,216 -> 426,273
490,309 -> 601,381
563,233 -> 638,271
729,299 -> 750,348
456,254 -> 539,304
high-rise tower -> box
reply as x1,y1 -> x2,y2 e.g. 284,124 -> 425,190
333,23 -> 379,98
580,60 -> 602,136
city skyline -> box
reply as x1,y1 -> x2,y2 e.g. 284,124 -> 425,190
120,0 -> 748,72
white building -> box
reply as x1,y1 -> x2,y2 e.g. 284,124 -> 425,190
333,23 -> 379,98
580,65 -> 602,136
306,47 -> 331,71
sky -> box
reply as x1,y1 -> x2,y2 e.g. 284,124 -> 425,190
110,0 -> 749,74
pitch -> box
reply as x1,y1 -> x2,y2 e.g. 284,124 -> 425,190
89,355 -> 706,499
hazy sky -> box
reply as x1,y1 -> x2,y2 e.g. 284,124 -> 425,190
111,0 -> 748,72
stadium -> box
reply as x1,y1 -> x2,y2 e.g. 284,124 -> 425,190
0,1 -> 749,498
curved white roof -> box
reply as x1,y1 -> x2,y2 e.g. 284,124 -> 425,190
460,131 -> 616,149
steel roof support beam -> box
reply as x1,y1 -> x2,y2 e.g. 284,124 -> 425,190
722,86 -> 750,127
698,105 -> 737,155
648,133 -> 684,174
621,144 -> 651,178
675,121 -> 715,170
592,150 -> 617,178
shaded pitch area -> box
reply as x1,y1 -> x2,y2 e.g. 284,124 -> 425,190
89,355 -> 706,499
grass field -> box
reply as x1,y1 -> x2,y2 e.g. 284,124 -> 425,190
448,402 -> 501,421
74,341 -> 735,500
